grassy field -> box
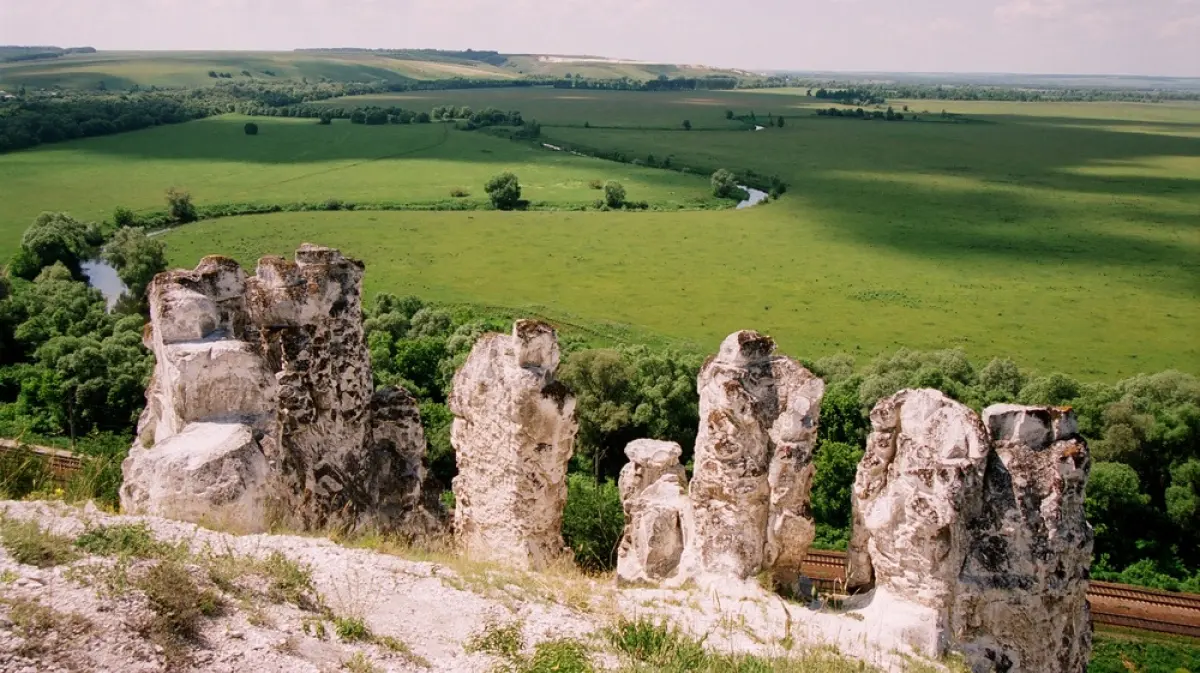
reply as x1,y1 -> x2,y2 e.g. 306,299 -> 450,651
0,114 -> 716,257
0,51 -> 516,90
1090,627 -> 1200,672
2,88 -> 1197,380
321,88 -> 797,128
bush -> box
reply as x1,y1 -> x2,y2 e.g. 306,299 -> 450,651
588,179 -> 603,190
681,120 -> 691,131
317,112 -> 332,125
449,188 -> 470,198
561,475 -> 624,572
603,181 -> 626,209
711,169 -> 745,200
165,188 -> 197,224
243,122 -> 258,136
485,171 -> 521,210
138,558 -> 222,658
75,523 -> 168,558
112,206 -> 137,228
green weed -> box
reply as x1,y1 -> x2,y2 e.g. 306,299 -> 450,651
466,619 -> 525,658
334,615 -> 372,642
75,523 -> 170,558
0,515 -> 79,567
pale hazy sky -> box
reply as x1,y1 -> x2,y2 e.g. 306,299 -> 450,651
2,0 -> 1198,77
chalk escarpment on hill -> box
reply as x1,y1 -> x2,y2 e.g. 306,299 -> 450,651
121,244 -> 439,534
449,319 -> 579,571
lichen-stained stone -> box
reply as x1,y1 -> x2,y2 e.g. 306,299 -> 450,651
847,389 -> 990,609
689,330 -> 824,582
616,439 -> 694,585
952,404 -> 1093,673
123,244 -> 440,534
449,320 -> 578,571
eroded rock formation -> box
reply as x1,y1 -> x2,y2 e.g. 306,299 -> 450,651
689,330 -> 825,583
616,330 -> 824,587
121,245 -> 438,534
952,404 -> 1093,673
449,320 -> 578,571
847,390 -> 1093,672
616,439 -> 695,585
846,388 -> 991,607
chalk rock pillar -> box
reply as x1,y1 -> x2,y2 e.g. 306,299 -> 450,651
688,330 -> 824,582
449,320 -> 578,570
122,244 -> 439,534
616,440 -> 695,586
846,389 -> 990,609
952,404 -> 1093,673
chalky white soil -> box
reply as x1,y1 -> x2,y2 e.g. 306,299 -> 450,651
0,501 -> 925,673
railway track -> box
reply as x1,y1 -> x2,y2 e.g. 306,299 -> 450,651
0,439 -> 85,476
800,549 -> 1200,640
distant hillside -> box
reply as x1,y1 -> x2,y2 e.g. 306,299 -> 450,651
0,45 -> 96,63
0,49 -> 753,90
0,50 -> 518,90
502,54 -> 754,81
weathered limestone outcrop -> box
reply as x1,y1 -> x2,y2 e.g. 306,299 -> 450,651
121,245 -> 439,534
689,331 -> 825,583
449,320 -> 578,571
847,391 -> 1093,671
615,331 -> 824,587
952,404 -> 1093,673
846,389 -> 991,606
616,439 -> 695,585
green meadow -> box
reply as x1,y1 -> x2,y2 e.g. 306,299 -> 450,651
0,114 -> 716,254
2,89 -> 1198,380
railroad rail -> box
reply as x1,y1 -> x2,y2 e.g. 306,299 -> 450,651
800,549 -> 1200,640
0,438 -> 85,477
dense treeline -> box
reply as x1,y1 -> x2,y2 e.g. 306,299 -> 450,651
0,93 -> 213,152
0,78 -> 550,153
813,87 -> 885,105
796,80 -> 1200,103
0,45 -> 95,63
816,106 -> 907,121
550,75 -> 791,91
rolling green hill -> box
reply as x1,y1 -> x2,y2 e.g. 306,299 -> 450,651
0,50 -> 518,90
0,50 -> 751,91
